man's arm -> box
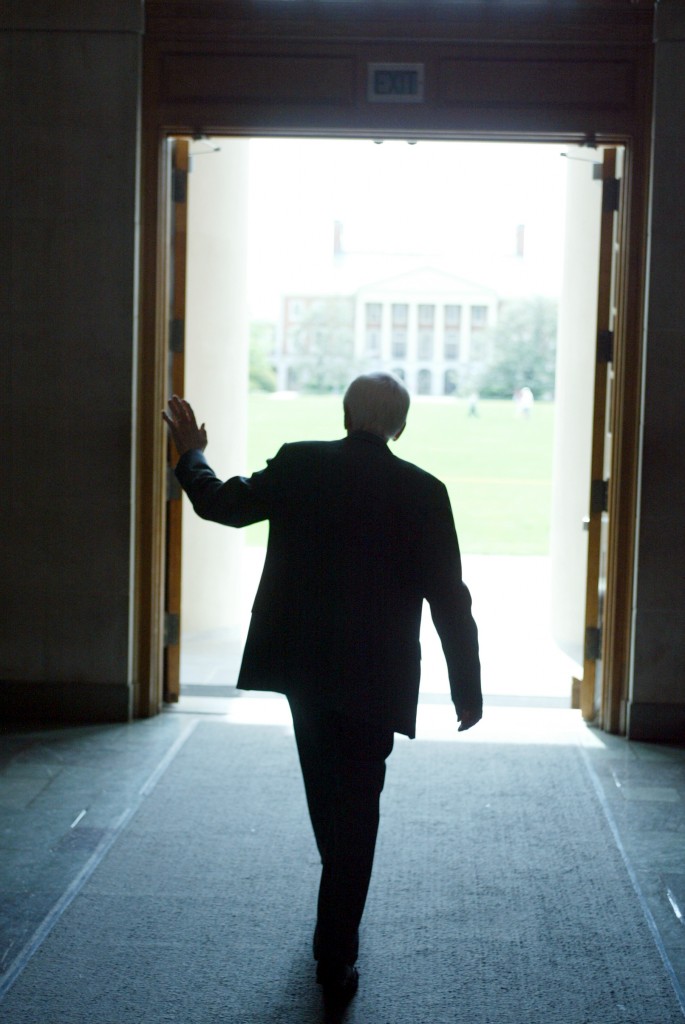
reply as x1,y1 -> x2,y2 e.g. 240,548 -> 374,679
423,483 -> 483,733
162,395 -> 276,528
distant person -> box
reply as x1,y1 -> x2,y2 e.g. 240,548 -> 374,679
514,386 -> 534,417
163,372 -> 482,1006
467,391 -> 480,418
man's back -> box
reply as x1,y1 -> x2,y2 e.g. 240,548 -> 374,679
177,430 -> 480,736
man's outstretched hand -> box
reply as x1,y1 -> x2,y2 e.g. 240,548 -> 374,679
457,707 -> 482,733
162,395 -> 208,456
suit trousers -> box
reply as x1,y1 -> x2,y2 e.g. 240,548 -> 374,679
288,695 -> 395,966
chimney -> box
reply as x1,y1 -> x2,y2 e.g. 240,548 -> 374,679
515,223 -> 525,258
334,220 -> 344,257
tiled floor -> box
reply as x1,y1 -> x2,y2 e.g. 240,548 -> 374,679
1,697 -> 684,1013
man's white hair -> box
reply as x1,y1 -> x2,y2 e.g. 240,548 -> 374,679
343,372 -> 410,441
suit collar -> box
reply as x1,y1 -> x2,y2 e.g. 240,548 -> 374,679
346,430 -> 388,448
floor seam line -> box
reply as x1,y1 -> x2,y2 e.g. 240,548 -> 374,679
578,742 -> 685,1019
0,718 -> 200,1004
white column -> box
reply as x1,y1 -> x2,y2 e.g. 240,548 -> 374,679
181,139 -> 250,640
549,148 -> 602,664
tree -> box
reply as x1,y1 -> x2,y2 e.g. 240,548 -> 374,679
291,297 -> 356,393
478,297 -> 558,400
249,322 -> 277,392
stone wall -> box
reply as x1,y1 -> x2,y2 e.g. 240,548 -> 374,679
628,0 -> 685,741
0,3 -> 143,720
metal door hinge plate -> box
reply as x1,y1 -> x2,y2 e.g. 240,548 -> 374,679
590,478 -> 609,515
164,612 -> 180,648
585,625 -> 602,662
597,329 -> 614,363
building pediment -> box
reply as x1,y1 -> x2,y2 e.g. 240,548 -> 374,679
357,265 -> 497,299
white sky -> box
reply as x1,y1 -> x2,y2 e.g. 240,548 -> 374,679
246,138 -> 569,319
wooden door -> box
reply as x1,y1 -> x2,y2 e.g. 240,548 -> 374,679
163,138 -> 189,703
580,147 -> 622,722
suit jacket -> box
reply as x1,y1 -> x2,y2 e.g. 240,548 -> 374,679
175,430 -> 481,738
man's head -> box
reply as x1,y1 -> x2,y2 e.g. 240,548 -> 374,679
343,372 -> 410,442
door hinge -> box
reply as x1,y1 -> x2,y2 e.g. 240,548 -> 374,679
164,612 -> 180,648
172,167 -> 188,205
170,317 -> 185,353
597,329 -> 613,363
167,466 -> 182,502
602,176 -> 620,213
590,478 -> 609,515
585,625 -> 602,662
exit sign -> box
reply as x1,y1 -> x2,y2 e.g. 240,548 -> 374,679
367,63 -> 425,103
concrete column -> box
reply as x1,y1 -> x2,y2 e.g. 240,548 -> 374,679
181,140 -> 250,644
549,148 -> 602,666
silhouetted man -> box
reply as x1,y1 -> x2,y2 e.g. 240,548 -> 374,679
163,372 -> 482,1004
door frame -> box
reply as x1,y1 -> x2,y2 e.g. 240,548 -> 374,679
134,1 -> 653,723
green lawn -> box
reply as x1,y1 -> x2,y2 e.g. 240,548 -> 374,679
246,393 -> 555,555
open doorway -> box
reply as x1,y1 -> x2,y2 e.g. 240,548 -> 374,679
166,136 -> 611,717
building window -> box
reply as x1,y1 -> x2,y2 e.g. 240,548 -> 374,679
418,303 -> 435,327
365,329 -> 381,354
417,368 -> 432,395
392,367 -> 405,382
444,369 -> 458,396
392,303 -> 409,326
444,329 -> 460,360
470,331 -> 488,362
444,306 -> 461,358
471,305 -> 488,330
365,302 -> 382,326
444,304 -> 461,327
392,330 -> 407,358
418,330 -> 434,360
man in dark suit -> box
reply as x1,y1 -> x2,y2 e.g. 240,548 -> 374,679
163,372 -> 482,1002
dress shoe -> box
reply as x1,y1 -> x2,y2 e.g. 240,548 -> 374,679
316,961 -> 359,1003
